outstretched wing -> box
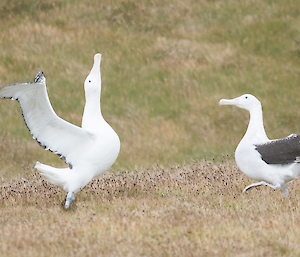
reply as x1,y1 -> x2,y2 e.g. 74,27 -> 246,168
0,71 -> 94,168
255,134 -> 300,164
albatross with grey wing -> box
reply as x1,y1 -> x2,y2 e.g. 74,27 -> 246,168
0,54 -> 120,208
219,94 -> 300,198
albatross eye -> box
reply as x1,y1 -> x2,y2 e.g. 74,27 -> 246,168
89,80 -> 91,83
245,96 -> 248,99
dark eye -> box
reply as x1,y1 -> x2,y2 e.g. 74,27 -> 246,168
89,80 -> 91,83
245,96 -> 248,99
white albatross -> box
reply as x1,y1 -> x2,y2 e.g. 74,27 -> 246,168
219,94 -> 300,198
0,53 -> 120,208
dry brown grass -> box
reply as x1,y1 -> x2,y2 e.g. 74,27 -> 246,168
1,160 -> 300,256
1,0 -> 300,256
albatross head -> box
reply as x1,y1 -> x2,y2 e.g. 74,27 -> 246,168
84,53 -> 102,95
219,94 -> 261,112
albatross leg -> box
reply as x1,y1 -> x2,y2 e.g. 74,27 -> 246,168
65,192 -> 75,209
243,181 -> 280,193
284,189 -> 289,198
281,183 -> 289,198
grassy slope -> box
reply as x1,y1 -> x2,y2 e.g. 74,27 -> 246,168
0,0 -> 300,255
0,0 -> 299,174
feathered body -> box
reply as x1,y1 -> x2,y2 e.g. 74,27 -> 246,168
0,54 -> 120,208
219,94 -> 300,197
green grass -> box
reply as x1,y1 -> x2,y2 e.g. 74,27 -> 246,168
0,1 -> 299,173
1,0 -> 300,255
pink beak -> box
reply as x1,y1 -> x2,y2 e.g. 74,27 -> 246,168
219,96 -> 241,106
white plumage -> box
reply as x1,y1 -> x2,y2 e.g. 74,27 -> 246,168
0,54 -> 120,208
219,94 -> 300,197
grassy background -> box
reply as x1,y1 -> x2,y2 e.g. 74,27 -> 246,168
0,0 -> 300,256
0,0 -> 299,174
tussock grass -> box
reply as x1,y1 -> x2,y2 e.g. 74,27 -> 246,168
2,161 -> 300,256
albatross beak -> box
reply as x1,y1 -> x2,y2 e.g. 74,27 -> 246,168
89,53 -> 101,76
219,97 -> 240,106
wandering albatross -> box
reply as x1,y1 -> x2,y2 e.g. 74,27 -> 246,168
219,94 -> 300,198
0,53 -> 120,208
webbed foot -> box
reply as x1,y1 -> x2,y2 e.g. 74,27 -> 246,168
65,192 -> 75,209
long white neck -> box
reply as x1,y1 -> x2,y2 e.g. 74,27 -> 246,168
82,91 -> 106,132
243,104 -> 268,142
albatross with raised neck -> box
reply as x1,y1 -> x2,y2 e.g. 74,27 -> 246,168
219,94 -> 300,198
0,53 -> 120,208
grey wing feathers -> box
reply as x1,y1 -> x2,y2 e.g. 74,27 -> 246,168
255,134 -> 300,164
0,71 -> 94,168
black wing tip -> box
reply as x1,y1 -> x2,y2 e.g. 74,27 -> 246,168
34,71 -> 45,84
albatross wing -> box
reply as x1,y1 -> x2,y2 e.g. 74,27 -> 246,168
255,134 -> 300,164
0,71 -> 94,168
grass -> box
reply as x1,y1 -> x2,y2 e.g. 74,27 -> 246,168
2,161 -> 300,256
0,0 -> 300,255
0,0 -> 299,171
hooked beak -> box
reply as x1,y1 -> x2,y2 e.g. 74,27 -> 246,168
89,53 -> 101,76
219,97 -> 240,106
